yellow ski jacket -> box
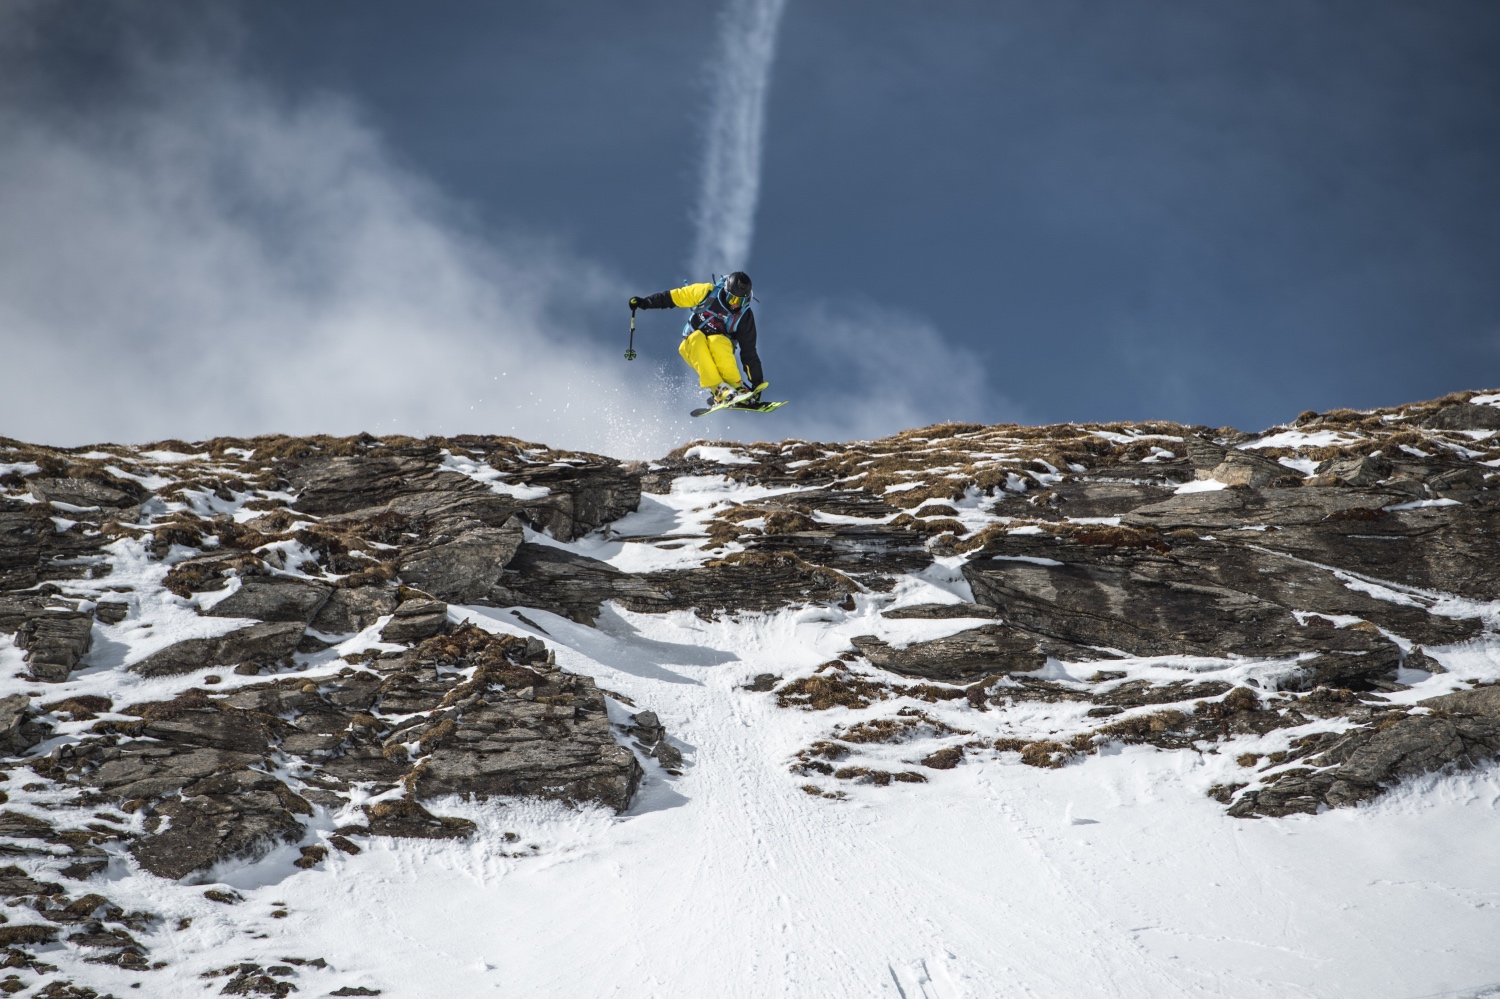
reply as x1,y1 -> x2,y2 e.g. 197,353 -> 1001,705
633,282 -> 763,387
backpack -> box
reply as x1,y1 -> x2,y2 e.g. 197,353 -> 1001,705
683,275 -> 752,340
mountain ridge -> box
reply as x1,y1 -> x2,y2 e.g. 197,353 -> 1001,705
0,387 -> 1497,995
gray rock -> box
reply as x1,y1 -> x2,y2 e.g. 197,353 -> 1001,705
513,462 -> 643,543
1183,438 -> 1230,471
14,610 -> 94,682
624,709 -> 683,769
398,520 -> 523,603
747,524 -> 933,579
362,799 -> 475,840
1405,647 -> 1445,674
378,599 -> 448,643
1419,402 -> 1500,431
203,576 -> 332,624
490,544 -> 666,625
0,810 -> 57,840
1252,504 -> 1500,602
311,586 -> 399,634
1,502 -> 111,591
881,602 -> 998,620
286,452 -> 449,516
963,533 -> 1455,666
1097,679 -> 1233,707
27,476 -> 145,509
301,788 -> 349,810
0,865 -> 64,898
128,768 -> 309,880
1316,454 -> 1392,487
279,731 -> 345,757
991,479 -> 1182,519
1427,465 -> 1487,497
93,599 -> 129,624
323,672 -> 384,710
211,620 -> 307,666
1234,685 -> 1500,817
409,689 -> 642,812
1287,645 -> 1403,692
83,745 -> 265,801
287,449 -> 641,543
851,625 -> 1046,683
0,597 -> 36,634
137,706 -> 284,755
0,924 -> 59,947
0,694 -> 42,755
128,621 -> 305,677
1122,486 -> 1407,532
629,555 -> 855,619
1208,450 -> 1289,488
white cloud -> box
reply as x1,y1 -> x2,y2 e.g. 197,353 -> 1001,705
0,18 -> 1006,458
769,301 -> 1018,441
0,44 -> 699,458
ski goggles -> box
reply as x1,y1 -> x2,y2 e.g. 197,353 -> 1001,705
725,292 -> 745,307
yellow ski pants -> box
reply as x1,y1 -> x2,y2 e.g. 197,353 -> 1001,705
678,331 -> 743,389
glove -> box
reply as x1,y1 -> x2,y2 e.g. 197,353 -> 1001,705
629,296 -> 642,311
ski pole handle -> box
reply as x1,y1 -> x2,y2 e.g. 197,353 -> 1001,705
624,308 -> 637,361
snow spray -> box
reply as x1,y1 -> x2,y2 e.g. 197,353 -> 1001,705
689,0 -> 790,277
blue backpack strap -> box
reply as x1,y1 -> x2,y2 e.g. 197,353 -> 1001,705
683,275 -> 721,337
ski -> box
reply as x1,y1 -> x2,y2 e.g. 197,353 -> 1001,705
725,400 -> 788,414
690,382 -> 773,417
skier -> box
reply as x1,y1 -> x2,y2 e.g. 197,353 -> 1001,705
629,271 -> 765,408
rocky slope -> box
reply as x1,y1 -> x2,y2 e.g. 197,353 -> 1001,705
0,390 -> 1497,995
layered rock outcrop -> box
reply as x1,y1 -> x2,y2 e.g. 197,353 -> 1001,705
628,392 -> 1499,813
0,391 -> 1498,987
0,430 -> 658,984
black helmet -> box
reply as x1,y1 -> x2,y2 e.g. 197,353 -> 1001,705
723,271 -> 752,303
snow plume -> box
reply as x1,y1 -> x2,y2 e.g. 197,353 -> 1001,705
772,302 -> 1015,441
688,0 -> 790,276
0,16 -> 695,459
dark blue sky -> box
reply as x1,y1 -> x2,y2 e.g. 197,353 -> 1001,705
8,2 -> 1500,436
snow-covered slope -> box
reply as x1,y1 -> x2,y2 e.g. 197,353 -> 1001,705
1,391 -> 1499,998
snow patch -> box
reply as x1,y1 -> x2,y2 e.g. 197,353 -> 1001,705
439,450 -> 551,500
1175,478 -> 1229,494
1384,497 -> 1461,511
682,445 -> 757,465
1240,429 -> 1362,449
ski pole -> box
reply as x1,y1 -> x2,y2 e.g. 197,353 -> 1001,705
624,307 -> 637,361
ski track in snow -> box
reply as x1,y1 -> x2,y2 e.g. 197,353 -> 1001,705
7,474 -> 1500,998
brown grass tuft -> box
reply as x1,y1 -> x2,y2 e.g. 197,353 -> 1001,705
776,673 -> 890,711
41,695 -> 112,720
122,689 -> 217,722
1065,524 -> 1171,553
763,510 -> 819,534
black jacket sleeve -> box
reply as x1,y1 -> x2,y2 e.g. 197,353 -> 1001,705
633,290 -> 677,310
734,310 -> 764,387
